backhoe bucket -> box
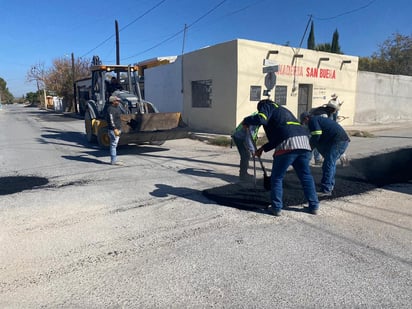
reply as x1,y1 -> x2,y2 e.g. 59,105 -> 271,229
118,112 -> 189,145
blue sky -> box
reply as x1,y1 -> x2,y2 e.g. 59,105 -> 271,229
1,0 -> 410,97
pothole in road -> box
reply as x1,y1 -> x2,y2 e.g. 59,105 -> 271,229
0,176 -> 92,196
0,176 -> 49,195
203,148 -> 412,211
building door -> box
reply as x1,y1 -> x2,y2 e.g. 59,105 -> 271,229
298,84 -> 312,117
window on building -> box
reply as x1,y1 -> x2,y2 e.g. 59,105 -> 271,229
250,86 -> 261,101
274,85 -> 287,105
192,80 -> 212,108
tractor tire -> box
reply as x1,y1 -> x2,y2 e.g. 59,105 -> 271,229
85,110 -> 96,143
97,127 -> 110,149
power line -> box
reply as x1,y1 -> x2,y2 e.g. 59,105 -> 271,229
224,0 -> 264,16
122,0 -> 228,61
122,29 -> 184,60
186,0 -> 227,28
313,0 -> 377,21
81,35 -> 115,59
298,15 -> 312,49
80,0 -> 168,58
119,0 -> 167,32
175,0 -> 266,39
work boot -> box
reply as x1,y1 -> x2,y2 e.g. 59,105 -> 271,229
306,207 -> 318,215
340,154 -> 350,167
317,190 -> 332,197
269,206 -> 281,217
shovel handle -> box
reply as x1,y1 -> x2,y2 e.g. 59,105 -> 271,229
246,127 -> 268,177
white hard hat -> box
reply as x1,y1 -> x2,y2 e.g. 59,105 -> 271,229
327,100 -> 340,111
109,95 -> 121,103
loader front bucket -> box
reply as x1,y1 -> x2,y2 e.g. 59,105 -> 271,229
118,112 -> 189,145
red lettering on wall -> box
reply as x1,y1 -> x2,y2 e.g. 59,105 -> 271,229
277,65 -> 303,76
319,69 -> 336,79
277,65 -> 336,79
306,67 -> 318,77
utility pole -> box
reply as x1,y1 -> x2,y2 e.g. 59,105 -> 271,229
181,24 -> 187,94
115,20 -> 120,64
43,88 -> 47,110
115,20 -> 120,81
71,52 -> 76,113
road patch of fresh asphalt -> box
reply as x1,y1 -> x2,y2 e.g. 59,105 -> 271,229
203,148 -> 412,212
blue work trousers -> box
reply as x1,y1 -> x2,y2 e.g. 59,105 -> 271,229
318,140 -> 349,193
271,149 -> 319,211
109,129 -> 121,164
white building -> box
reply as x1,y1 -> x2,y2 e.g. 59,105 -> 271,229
143,38 -> 412,134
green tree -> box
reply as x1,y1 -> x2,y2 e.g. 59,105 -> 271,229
0,77 -> 14,103
310,27 -> 342,54
331,29 -> 342,54
25,92 -> 39,104
359,32 -> 412,76
307,21 -> 315,50
316,43 -> 332,52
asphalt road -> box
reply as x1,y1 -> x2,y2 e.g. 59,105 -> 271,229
1,104 -> 411,308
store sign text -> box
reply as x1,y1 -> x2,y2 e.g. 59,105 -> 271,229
276,65 -> 336,79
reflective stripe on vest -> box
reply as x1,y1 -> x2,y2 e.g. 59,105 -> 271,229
258,103 -> 279,121
311,130 -> 322,136
258,112 -> 267,120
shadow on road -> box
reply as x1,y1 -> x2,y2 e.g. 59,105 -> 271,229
24,110 -> 82,122
149,183 -> 268,215
0,176 -> 49,195
178,167 -> 238,184
351,148 -> 412,186
139,152 -> 240,169
39,128 -> 90,149
61,155 -> 109,165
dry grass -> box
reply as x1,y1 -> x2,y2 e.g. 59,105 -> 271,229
346,130 -> 375,138
206,130 -> 373,147
208,136 -> 232,147
207,135 -> 269,147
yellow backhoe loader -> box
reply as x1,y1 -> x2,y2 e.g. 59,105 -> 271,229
75,56 -> 188,148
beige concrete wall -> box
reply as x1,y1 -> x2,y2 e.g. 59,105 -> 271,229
355,71 -> 412,123
182,40 -> 238,133
181,39 -> 359,134
236,39 -> 359,129
145,39 -> 361,134
142,39 -> 412,133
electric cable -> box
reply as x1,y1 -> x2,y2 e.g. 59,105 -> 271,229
81,0 -> 168,58
121,0 -> 228,61
313,0 -> 377,21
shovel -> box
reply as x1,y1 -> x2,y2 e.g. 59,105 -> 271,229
247,128 -> 271,191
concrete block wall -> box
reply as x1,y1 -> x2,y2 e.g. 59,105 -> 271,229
355,71 -> 412,124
